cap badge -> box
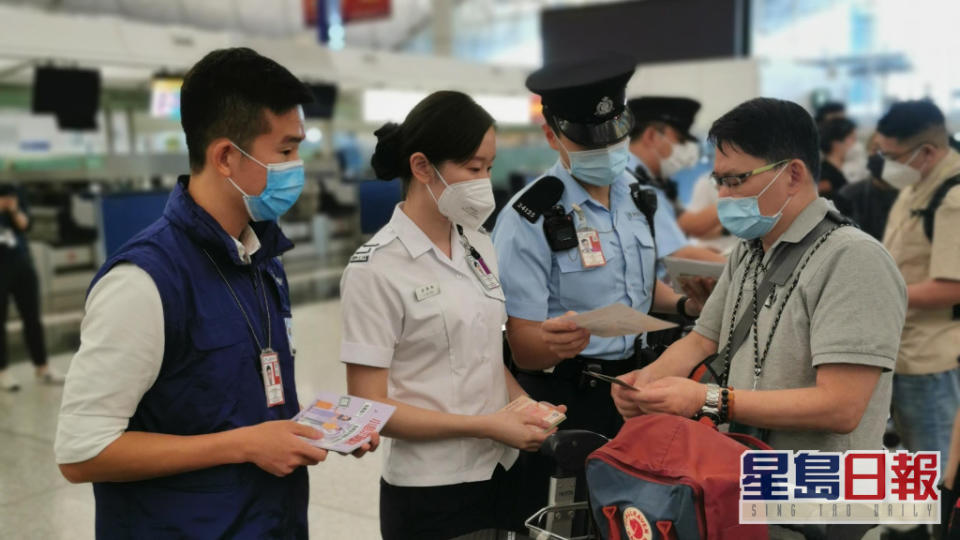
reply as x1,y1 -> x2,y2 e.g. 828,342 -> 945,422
595,96 -> 614,117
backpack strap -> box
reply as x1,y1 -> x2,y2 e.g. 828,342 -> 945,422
918,175 -> 960,320
920,174 -> 960,242
725,431 -> 773,451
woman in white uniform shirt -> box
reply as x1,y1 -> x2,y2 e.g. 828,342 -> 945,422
342,91 -> 564,539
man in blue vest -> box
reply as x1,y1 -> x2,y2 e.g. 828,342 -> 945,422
54,48 -> 376,539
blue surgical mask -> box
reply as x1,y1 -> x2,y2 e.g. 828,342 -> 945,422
717,164 -> 792,240
226,142 -> 305,222
558,138 -> 629,187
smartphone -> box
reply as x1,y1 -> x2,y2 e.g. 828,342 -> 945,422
583,370 -> 640,390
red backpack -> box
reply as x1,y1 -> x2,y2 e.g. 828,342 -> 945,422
586,414 -> 770,540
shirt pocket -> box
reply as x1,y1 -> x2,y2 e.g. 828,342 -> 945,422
174,317 -> 251,431
402,291 -> 448,343
624,226 -> 656,292
264,264 -> 292,315
480,281 -> 506,304
555,249 -> 607,313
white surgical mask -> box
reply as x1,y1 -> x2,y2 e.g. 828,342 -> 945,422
428,166 -> 496,230
879,148 -> 923,190
842,141 -> 869,183
660,138 -> 700,177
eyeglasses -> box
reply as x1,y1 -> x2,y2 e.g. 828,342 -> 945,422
876,144 -> 927,163
711,159 -> 790,189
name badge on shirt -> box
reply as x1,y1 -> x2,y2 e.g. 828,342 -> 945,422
415,284 -> 440,302
466,253 -> 501,290
577,229 -> 606,268
260,349 -> 285,407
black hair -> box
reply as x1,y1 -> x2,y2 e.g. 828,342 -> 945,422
709,97 -> 821,182
876,100 -> 946,142
180,47 -> 314,172
371,91 -> 495,186
814,101 -> 846,124
818,117 -> 857,153
542,108 -> 562,137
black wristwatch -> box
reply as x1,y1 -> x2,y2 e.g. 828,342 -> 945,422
677,296 -> 692,319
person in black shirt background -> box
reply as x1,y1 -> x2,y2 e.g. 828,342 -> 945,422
0,184 -> 63,391
818,117 -> 857,198
833,132 -> 899,241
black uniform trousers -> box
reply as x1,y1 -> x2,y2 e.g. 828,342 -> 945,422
379,463 -> 524,540
0,251 -> 47,370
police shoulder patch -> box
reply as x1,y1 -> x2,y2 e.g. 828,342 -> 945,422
512,176 -> 565,223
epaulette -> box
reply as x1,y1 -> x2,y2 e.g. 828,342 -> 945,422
511,176 -> 565,223
348,241 -> 381,264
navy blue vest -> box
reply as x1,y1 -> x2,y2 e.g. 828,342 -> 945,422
89,177 -> 308,539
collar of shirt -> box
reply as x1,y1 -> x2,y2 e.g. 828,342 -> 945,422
764,197 -> 831,257
233,225 -> 261,265
167,176 -> 293,266
906,149 -> 960,203
626,152 -> 652,179
388,203 -> 465,263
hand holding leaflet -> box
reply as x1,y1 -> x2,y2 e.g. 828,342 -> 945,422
294,392 -> 395,454
564,303 -> 678,337
663,257 -> 725,293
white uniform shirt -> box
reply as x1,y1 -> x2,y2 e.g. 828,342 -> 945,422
55,227 -> 261,464
340,204 -> 518,487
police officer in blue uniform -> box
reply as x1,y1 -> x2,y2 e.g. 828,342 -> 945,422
626,97 -> 702,218
54,48 -> 376,539
625,97 -> 726,271
492,56 -> 706,439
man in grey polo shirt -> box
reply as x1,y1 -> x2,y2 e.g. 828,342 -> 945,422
613,98 -> 907,453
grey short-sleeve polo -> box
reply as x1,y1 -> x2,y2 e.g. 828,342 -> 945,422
693,198 -> 907,451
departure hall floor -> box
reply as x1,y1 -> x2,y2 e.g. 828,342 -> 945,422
0,300 -> 382,540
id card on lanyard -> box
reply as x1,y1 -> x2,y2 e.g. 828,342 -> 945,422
260,349 -> 285,407
457,225 -> 500,290
202,250 -> 285,408
572,203 -> 606,268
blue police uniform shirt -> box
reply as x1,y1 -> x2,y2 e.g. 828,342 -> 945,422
493,160 -> 656,361
626,153 -> 690,273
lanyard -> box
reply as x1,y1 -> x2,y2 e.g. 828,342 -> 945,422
201,249 -> 272,353
455,225 -> 483,261
455,225 -> 500,290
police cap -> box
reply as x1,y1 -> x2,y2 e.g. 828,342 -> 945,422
627,96 -> 701,141
526,54 -> 636,148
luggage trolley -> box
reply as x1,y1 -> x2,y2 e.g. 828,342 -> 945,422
525,430 -> 609,540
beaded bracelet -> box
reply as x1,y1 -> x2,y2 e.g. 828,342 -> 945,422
720,387 -> 732,424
